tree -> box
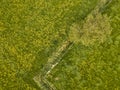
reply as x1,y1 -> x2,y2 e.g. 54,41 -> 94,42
69,11 -> 112,46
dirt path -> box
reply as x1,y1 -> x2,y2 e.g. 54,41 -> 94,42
33,41 -> 73,90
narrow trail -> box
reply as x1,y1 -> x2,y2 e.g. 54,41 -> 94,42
33,0 -> 112,90
33,41 -> 73,90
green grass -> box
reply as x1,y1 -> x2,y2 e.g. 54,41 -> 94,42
0,0 -> 120,90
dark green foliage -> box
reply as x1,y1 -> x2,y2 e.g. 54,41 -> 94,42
47,39 -> 120,90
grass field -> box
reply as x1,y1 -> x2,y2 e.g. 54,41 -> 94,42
0,0 -> 120,90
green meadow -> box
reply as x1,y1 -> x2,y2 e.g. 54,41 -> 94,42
0,0 -> 120,90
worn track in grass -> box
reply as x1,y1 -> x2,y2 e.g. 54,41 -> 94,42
33,41 -> 73,90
